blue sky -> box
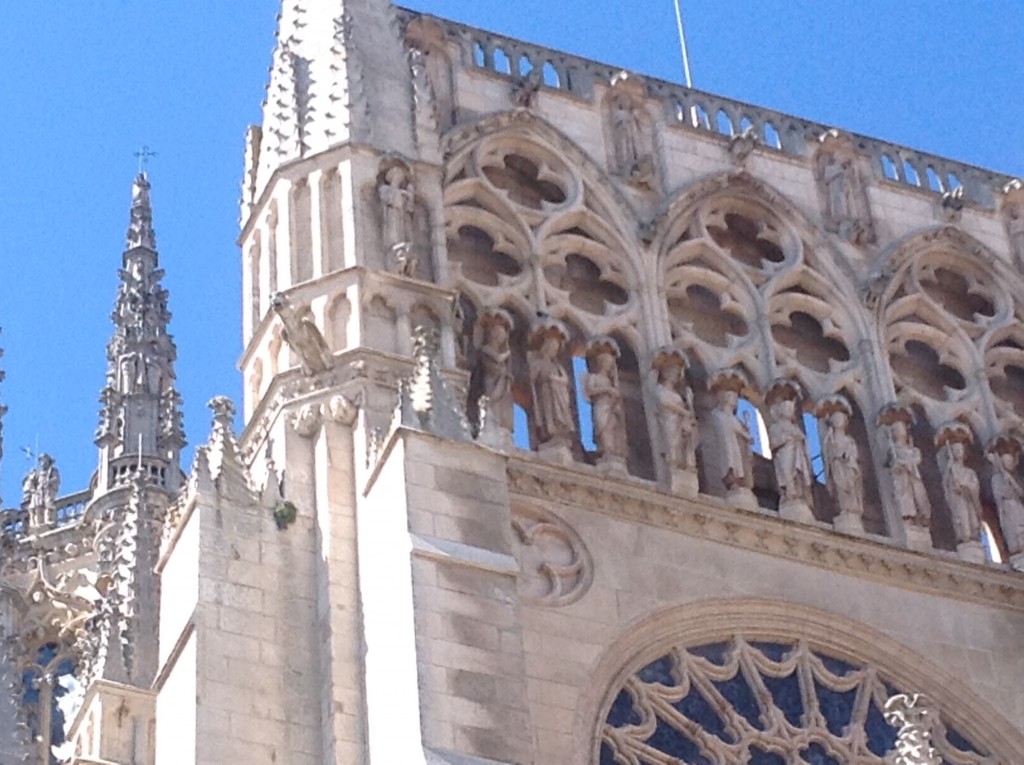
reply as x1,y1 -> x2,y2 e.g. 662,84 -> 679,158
0,1 -> 1021,504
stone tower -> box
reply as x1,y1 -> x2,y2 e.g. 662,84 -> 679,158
3,0 -> 1024,763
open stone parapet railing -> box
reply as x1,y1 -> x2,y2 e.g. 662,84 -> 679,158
1,489 -> 91,537
397,8 -> 1016,208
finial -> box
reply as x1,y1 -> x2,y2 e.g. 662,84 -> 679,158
126,171 -> 157,250
208,396 -> 237,434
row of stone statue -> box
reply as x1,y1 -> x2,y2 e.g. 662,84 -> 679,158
471,308 -> 1024,565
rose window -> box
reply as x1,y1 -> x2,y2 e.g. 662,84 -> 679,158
600,638 -> 987,765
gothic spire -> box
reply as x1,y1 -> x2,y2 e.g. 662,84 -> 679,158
246,0 -> 416,205
94,173 -> 184,497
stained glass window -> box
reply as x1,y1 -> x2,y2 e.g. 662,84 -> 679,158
600,638 -> 986,765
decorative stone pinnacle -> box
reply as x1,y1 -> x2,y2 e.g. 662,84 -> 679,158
208,396 -> 237,435
126,173 -> 157,251
391,324 -> 472,442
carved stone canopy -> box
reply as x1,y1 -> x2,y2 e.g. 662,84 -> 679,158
765,377 -> 803,407
527,316 -> 570,351
815,392 -> 853,419
934,420 -> 973,448
708,366 -> 751,396
877,402 -> 915,427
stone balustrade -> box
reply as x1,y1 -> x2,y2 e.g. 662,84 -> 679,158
399,8 -> 1016,208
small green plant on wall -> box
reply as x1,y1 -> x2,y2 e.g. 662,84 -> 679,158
273,500 -> 298,530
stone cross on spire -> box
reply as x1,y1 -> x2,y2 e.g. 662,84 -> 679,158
94,173 -> 184,497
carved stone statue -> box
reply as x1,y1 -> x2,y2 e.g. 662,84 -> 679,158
987,435 -> 1024,568
935,423 -> 982,558
473,309 -> 515,433
767,381 -> 814,523
823,154 -> 856,222
378,161 -> 417,276
22,453 -> 60,531
817,396 -> 864,533
652,349 -> 698,474
1006,200 -> 1024,270
610,93 -> 643,174
708,369 -> 755,509
815,131 -> 874,244
879,406 -> 931,548
528,320 -> 575,457
606,73 -> 655,187
583,338 -> 627,470
271,293 -> 334,376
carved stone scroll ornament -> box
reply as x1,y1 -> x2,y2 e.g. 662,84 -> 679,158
583,337 -> 628,474
377,158 -> 418,276
987,433 -> 1024,571
651,348 -> 698,495
883,694 -> 942,765
527,318 -> 576,463
271,293 -> 335,377
935,422 -> 985,563
511,506 -> 592,607
816,395 -> 865,535
707,368 -> 757,511
510,68 -> 543,109
472,309 -> 515,435
878,405 -> 932,551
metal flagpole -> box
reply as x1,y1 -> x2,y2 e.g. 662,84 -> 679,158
673,0 -> 694,88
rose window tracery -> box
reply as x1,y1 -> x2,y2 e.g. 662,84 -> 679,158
600,638 -> 988,765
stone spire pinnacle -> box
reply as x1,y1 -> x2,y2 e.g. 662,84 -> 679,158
245,0 -> 416,208
126,172 -> 157,251
94,173 -> 184,497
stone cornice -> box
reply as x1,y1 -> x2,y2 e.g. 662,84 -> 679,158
506,456 -> 1024,613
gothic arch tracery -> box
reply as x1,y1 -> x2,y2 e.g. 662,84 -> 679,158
579,600 -> 1024,765
654,172 -> 871,400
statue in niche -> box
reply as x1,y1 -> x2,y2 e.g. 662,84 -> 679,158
583,338 -> 628,466
652,349 -> 698,473
1003,192 -> 1024,271
815,131 -> 875,245
271,293 -> 334,377
377,160 -> 418,276
610,93 -> 643,175
817,396 -> 864,528
528,319 -> 575,449
473,309 -> 515,433
708,369 -> 754,492
607,73 -> 655,187
22,453 -> 60,530
823,154 -> 856,223
988,435 -> 1024,560
768,394 -> 812,505
878,406 -> 931,533
935,423 -> 982,548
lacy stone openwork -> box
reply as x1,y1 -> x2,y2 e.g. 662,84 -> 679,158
600,638 -> 987,765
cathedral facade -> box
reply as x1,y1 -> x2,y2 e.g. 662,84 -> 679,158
2,0 -> 1024,763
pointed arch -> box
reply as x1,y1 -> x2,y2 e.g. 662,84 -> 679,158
576,598 -> 1024,765
871,226 -> 1020,435
653,171 -> 873,403
443,109 -> 651,350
